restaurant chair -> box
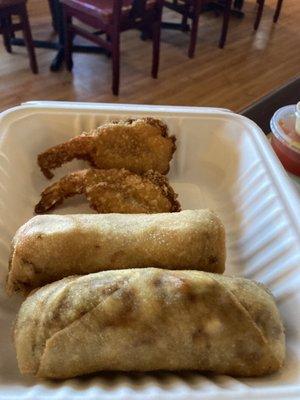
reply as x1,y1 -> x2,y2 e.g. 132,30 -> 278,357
254,0 -> 284,31
0,0 -> 38,73
60,0 -> 164,96
164,0 -> 233,58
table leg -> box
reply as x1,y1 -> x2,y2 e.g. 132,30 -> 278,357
161,21 -> 190,31
233,0 -> 244,10
50,47 -> 65,71
49,0 -> 65,71
49,0 -> 110,71
11,0 -> 66,71
47,0 -> 59,32
10,37 -> 59,49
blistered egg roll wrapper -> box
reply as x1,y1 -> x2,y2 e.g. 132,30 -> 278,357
14,268 -> 285,379
7,209 -> 225,294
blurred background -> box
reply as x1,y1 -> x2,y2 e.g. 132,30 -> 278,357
0,0 -> 299,112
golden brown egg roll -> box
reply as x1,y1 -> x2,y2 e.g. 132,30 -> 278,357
14,268 -> 285,379
7,210 -> 226,295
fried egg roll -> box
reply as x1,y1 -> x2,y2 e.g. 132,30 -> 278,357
14,268 -> 285,379
7,210 -> 226,295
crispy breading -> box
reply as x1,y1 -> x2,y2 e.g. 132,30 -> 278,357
38,118 -> 176,179
35,168 -> 181,214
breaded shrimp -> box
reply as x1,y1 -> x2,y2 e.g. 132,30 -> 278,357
35,168 -> 181,214
38,118 -> 176,179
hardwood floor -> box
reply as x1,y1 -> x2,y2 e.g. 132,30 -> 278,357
0,0 -> 299,112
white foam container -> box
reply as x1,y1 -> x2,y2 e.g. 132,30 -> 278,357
0,101 -> 300,400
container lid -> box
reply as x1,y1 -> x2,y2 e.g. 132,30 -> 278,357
270,105 -> 300,154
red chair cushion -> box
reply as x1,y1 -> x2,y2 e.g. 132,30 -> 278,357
61,0 -> 156,24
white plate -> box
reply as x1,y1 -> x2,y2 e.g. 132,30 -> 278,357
0,102 -> 300,400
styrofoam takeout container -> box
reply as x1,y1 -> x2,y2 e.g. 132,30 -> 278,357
0,101 -> 300,400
